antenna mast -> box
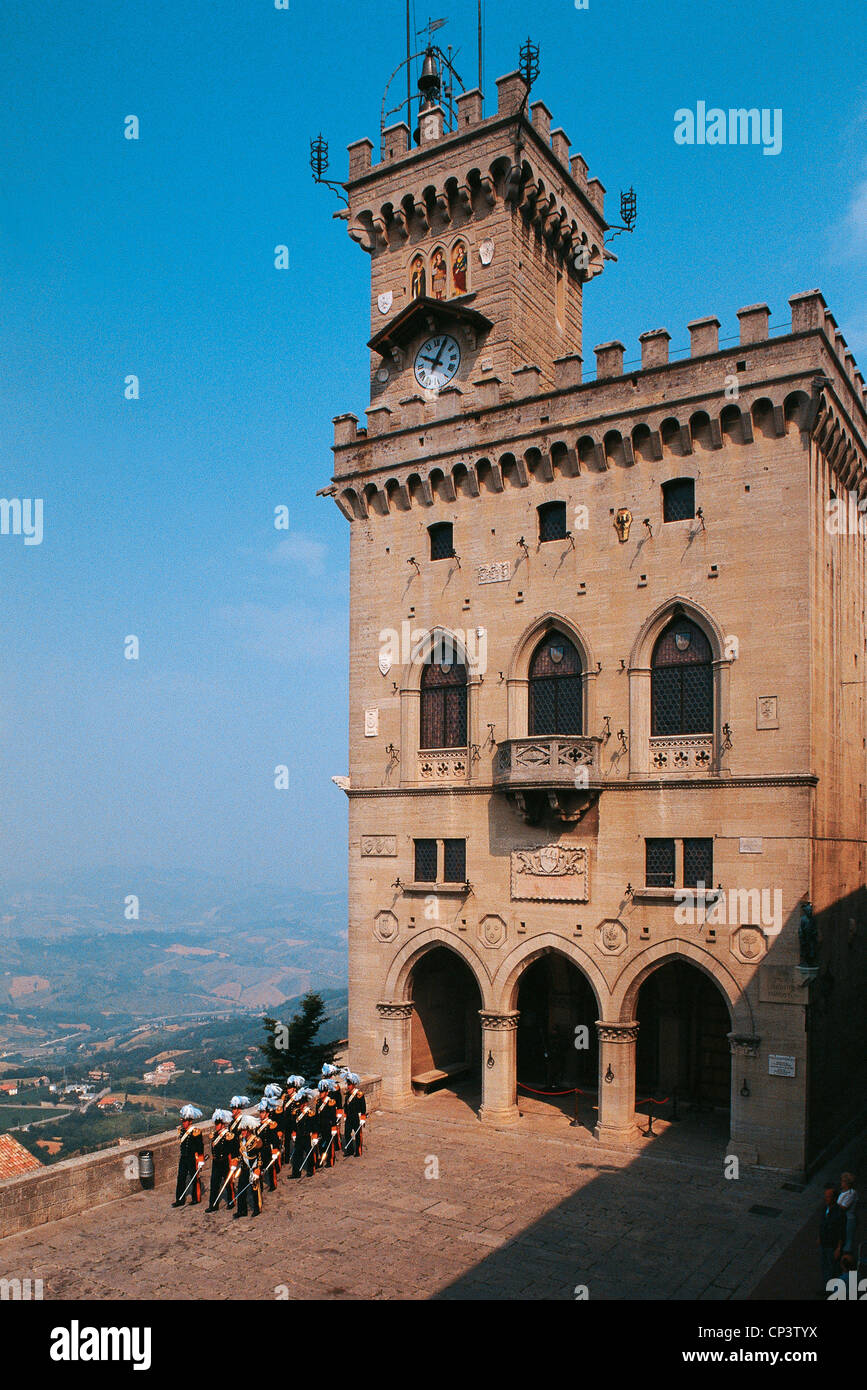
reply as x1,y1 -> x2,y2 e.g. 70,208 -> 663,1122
478,0 -> 484,94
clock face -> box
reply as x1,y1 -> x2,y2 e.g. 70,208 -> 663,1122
414,334 -> 461,391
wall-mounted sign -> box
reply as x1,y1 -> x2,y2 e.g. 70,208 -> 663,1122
739,837 -> 763,853
768,1055 -> 797,1077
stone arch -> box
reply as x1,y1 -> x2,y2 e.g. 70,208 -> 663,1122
689,409 -> 714,450
751,396 -> 777,438
783,389 -> 810,432
660,416 -> 686,456
404,624 -> 483,689
508,611 -> 597,684
607,938 -> 754,1036
628,594 -> 726,671
550,439 -> 578,477
492,933 -> 609,1017
384,929 -> 494,1010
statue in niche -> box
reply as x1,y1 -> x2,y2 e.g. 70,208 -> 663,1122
799,900 -> 818,967
431,247 -> 447,300
410,255 -> 426,300
451,241 -> 468,294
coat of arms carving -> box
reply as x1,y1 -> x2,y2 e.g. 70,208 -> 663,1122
511,845 -> 588,902
377,291 -> 393,315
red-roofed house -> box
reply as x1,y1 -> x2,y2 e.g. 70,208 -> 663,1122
0,1134 -> 43,1180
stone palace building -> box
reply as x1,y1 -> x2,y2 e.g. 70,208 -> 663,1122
320,50 -> 867,1173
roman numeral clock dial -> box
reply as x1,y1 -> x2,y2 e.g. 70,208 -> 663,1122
414,333 -> 461,391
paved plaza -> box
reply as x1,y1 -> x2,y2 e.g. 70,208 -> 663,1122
2,1092 -> 858,1301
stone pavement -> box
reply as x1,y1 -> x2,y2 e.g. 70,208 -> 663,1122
0,1100 -> 851,1301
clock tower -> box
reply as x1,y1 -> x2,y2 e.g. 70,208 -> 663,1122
337,49 -> 609,417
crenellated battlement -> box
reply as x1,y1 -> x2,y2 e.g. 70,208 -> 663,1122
326,289 -> 867,522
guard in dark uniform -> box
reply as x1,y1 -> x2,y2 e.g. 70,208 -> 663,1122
206,1109 -> 234,1212
343,1075 -> 367,1157
291,1090 -> 319,1178
256,1100 -> 280,1191
236,1116 -> 263,1217
173,1105 -> 205,1205
316,1081 -> 340,1168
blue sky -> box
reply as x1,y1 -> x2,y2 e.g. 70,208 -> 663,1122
0,0 -> 864,891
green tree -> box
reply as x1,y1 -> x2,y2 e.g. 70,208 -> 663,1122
248,991 -> 339,1094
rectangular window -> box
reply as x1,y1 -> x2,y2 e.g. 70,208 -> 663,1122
662,477 -> 695,522
683,837 -> 713,889
645,838 -> 675,888
538,501 -> 568,543
443,839 -> 466,883
414,839 -> 437,883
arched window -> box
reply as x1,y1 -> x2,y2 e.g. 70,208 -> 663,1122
651,618 -> 713,736
420,653 -> 467,749
528,634 -> 582,735
410,255 -> 426,300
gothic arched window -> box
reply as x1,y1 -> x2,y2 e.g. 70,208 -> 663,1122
528,634 -> 582,736
651,618 -> 713,736
420,654 -> 467,749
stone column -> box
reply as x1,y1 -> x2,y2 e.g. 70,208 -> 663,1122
478,1011 -> 520,1127
375,1001 -> 415,1110
726,1033 -> 761,1165
594,1021 -> 640,1145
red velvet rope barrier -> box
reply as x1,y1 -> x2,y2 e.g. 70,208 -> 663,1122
517,1082 -> 588,1097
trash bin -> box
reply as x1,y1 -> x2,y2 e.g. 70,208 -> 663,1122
139,1149 -> 155,1190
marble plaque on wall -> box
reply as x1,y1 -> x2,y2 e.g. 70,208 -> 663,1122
511,845 -> 589,902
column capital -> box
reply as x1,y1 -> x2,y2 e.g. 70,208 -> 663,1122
479,1010 -> 520,1031
376,1000 -> 415,1020
596,1020 -> 639,1043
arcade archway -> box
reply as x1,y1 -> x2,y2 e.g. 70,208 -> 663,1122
635,960 -> 731,1115
515,951 -> 599,1126
409,946 -> 482,1100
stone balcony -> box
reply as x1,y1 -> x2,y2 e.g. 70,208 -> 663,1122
492,735 -> 603,825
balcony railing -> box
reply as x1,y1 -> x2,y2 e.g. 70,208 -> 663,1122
492,735 -> 602,789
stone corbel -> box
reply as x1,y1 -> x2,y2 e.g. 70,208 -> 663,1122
728,1033 -> 761,1058
371,216 -> 389,250
434,192 -> 451,226
413,199 -> 430,232
518,177 -> 539,217
478,175 -> 497,208
463,326 -> 478,350
456,181 -> 473,215
390,346 -> 405,369
348,221 -> 375,253
390,206 -> 409,240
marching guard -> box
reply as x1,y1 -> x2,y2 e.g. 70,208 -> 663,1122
316,1080 -> 340,1168
173,1105 -> 205,1206
206,1109 -> 235,1212
291,1088 -> 320,1179
343,1074 -> 367,1157
235,1114 -> 264,1218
